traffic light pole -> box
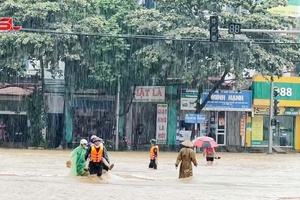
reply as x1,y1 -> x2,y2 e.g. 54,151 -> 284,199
268,75 -> 274,154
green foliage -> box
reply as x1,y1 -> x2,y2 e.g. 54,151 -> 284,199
123,0 -> 300,88
26,87 -> 47,147
0,0 -> 299,90
0,0 -> 137,86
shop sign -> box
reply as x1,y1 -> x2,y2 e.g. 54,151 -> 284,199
184,114 -> 206,124
253,75 -> 300,107
0,18 -> 21,31
156,104 -> 168,144
284,107 -> 299,115
180,91 -> 198,111
201,90 -> 252,111
253,107 -> 270,115
251,116 -> 264,146
134,86 -> 165,102
240,117 -> 246,136
253,107 -> 299,116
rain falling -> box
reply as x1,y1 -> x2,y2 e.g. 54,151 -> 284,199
1,0 -> 300,199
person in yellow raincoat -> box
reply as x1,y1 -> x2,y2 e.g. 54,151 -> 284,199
175,140 -> 198,179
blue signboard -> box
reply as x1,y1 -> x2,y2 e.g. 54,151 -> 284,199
185,114 -> 206,124
201,90 -> 252,111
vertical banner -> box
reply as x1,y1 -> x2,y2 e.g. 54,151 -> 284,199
240,116 -> 246,136
156,104 -> 168,144
251,116 -> 264,146
240,115 -> 246,147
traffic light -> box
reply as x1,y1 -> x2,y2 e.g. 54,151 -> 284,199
273,87 -> 280,97
209,16 -> 219,42
273,99 -> 279,116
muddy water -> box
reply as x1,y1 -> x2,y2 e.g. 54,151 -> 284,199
0,149 -> 299,200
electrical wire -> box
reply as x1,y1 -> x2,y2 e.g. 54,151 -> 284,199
12,28 -> 300,45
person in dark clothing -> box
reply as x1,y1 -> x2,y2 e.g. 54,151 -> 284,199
85,137 -> 105,177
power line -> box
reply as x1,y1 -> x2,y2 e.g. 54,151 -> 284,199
16,28 -> 300,45
20,28 -> 210,41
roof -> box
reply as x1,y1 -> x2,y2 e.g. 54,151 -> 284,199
0,86 -> 33,96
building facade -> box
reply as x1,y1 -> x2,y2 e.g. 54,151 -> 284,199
247,75 -> 300,150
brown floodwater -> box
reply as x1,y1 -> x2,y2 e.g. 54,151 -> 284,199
0,149 -> 299,200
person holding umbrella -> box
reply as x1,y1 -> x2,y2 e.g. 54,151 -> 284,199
175,140 -> 198,179
203,147 -> 217,165
193,136 -> 219,166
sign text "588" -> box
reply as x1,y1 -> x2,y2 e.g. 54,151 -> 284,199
277,87 -> 292,97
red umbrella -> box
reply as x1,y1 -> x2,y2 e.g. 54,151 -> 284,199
193,136 -> 218,148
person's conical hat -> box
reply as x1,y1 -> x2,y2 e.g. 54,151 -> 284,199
182,140 -> 194,148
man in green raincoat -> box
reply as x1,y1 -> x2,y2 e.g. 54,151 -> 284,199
68,139 -> 89,176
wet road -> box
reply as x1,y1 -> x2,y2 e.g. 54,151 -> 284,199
0,149 -> 299,200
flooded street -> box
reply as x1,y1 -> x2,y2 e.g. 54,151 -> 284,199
0,149 -> 300,200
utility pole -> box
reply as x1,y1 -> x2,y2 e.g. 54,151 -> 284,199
268,75 -> 274,154
115,76 -> 120,151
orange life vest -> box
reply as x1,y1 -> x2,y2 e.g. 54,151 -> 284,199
149,145 -> 159,159
90,145 -> 103,162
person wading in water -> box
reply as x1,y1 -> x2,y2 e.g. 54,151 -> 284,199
85,137 -> 106,178
148,139 -> 159,169
175,140 -> 198,178
67,139 -> 89,176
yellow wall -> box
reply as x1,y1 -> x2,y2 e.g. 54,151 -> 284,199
295,116 -> 300,150
253,75 -> 300,83
253,100 -> 300,107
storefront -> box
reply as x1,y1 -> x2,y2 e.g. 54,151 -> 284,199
249,75 -> 300,149
72,93 -> 115,142
178,89 -> 252,147
201,90 -> 252,146
131,86 -> 166,145
0,86 -> 32,147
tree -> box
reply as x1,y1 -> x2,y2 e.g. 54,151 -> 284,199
26,85 -> 47,147
0,0 -> 137,146
1,0 -> 300,146
123,0 -> 300,113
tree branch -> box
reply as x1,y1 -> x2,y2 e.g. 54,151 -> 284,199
195,68 -> 230,114
119,84 -> 137,117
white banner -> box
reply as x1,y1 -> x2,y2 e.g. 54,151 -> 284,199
156,104 -> 168,143
134,86 -> 165,102
180,90 -> 198,111
176,130 -> 192,141
180,97 -> 197,110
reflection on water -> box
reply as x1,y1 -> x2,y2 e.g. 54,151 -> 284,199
0,149 -> 300,200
